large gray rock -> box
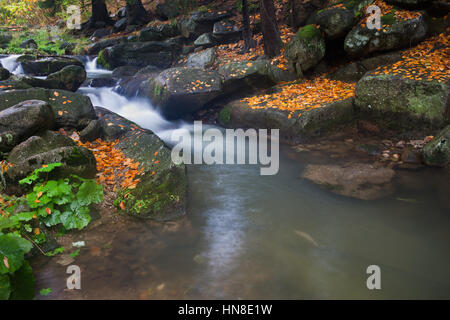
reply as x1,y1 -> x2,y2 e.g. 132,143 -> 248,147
178,11 -> 231,39
423,125 -> 450,167
284,24 -> 326,76
96,107 -> 187,221
138,23 -> 179,42
0,100 -> 55,152
212,20 -> 242,44
97,41 -> 181,70
144,67 -> 223,119
5,145 -> 97,185
153,0 -> 180,20
344,14 -> 427,57
19,39 -> 37,50
7,130 -> 75,163
219,98 -> 354,142
355,72 -> 449,128
194,33 -> 215,47
309,7 -> 355,39
185,47 -> 216,69
46,65 -> 86,92
328,52 -> 402,82
17,56 -> 84,76
0,88 -> 96,129
302,163 -> 395,200
85,36 -> 127,55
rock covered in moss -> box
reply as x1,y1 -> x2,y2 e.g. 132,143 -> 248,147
219,98 -> 354,142
46,65 -> 86,92
423,125 -> 450,166
284,24 -> 326,76
7,130 -> 75,163
355,72 -> 449,128
144,67 -> 223,119
5,145 -> 97,185
95,107 -> 187,221
344,14 -> 427,57
0,88 -> 96,129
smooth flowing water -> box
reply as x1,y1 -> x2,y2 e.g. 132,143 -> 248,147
2,56 -> 450,299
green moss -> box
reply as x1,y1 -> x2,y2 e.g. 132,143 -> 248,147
219,106 -> 231,125
297,25 -> 322,41
97,49 -> 111,70
381,12 -> 397,26
153,82 -> 163,97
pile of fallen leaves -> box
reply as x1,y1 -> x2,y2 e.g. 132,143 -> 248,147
376,31 -> 450,82
241,77 -> 355,117
76,138 -> 143,191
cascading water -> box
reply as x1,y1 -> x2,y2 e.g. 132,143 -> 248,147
0,54 -> 24,74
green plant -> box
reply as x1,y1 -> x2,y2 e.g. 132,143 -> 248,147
20,168 -> 104,231
0,163 -> 103,300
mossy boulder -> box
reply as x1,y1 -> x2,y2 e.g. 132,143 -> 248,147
309,7 -> 355,39
96,107 -> 187,221
0,100 -> 55,152
355,72 -> 449,128
7,130 -> 75,163
5,145 -> 97,185
97,41 -> 181,70
220,98 -> 354,142
284,24 -> 326,76
344,14 -> 427,57
46,65 -> 86,92
144,67 -> 223,119
17,56 -> 84,76
423,125 -> 450,167
0,88 -> 96,129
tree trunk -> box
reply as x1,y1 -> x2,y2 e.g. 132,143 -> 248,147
90,0 -> 112,26
259,0 -> 282,57
289,0 -> 296,28
126,0 -> 150,26
242,0 -> 256,53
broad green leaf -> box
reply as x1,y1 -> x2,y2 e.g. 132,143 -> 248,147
76,180 -> 103,206
0,218 -> 17,232
0,234 -> 33,274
